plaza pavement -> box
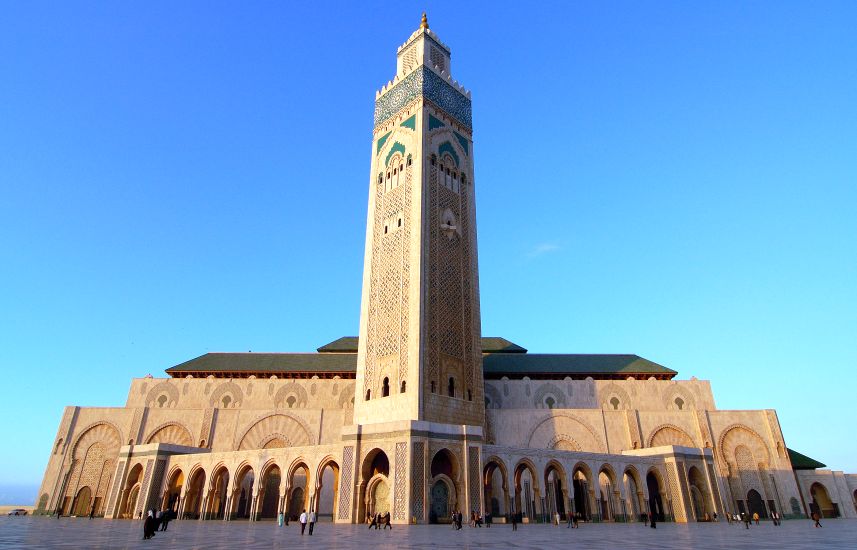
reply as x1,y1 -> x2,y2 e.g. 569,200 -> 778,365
1,517 -> 855,549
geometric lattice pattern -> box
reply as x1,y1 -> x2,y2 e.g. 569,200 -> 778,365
394,442 -> 408,520
468,446 -> 480,514
411,442 -> 425,520
338,446 -> 355,520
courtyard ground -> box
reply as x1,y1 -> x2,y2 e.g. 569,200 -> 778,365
1,516 -> 854,549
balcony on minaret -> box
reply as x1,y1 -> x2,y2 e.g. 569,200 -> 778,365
395,13 -> 452,79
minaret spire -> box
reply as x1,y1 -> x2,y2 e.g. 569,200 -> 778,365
420,12 -> 429,29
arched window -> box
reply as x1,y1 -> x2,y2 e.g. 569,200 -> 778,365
467,389 -> 472,401
546,396 -> 556,409
382,377 -> 390,397
430,154 -> 436,166
400,381 -> 406,393
610,397 -> 620,410
365,389 -> 371,401
448,377 -> 455,398
221,395 -> 232,408
674,397 -> 684,410
430,381 -> 436,393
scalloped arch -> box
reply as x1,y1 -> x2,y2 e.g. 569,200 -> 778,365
145,381 -> 180,408
145,422 -> 193,446
647,424 -> 696,448
209,381 -> 244,408
533,382 -> 567,408
274,382 -> 309,409
236,413 -> 313,451
71,422 -> 122,458
718,424 -> 771,466
527,413 -> 603,452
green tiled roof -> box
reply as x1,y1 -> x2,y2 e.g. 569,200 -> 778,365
317,336 -> 527,354
788,448 -> 826,470
167,352 -> 356,375
483,353 -> 675,379
167,346 -> 675,380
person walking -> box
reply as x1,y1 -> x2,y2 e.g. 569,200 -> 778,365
299,509 -> 308,535
511,510 -> 517,531
650,509 -> 657,529
713,511 -> 718,523
278,510 -> 284,527
160,509 -> 171,531
753,511 -> 759,525
368,513 -> 377,529
383,511 -> 392,529
643,511 -> 649,526
812,511 -> 822,528
308,509 -> 316,535
742,512 -> 750,529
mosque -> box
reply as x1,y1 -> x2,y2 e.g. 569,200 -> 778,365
36,15 -> 856,524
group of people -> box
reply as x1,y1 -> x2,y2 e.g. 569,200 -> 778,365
142,508 -> 173,540
367,511 -> 393,529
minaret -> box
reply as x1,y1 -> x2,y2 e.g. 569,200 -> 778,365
353,14 -> 484,429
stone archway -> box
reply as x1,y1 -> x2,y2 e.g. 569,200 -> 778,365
544,461 -> 568,521
182,468 -> 206,519
623,467 -> 644,522
598,466 -> 619,521
118,463 -> 144,519
514,460 -> 540,521
287,462 -> 310,520
358,448 -> 390,523
314,459 -> 340,521
430,477 -> 453,523
230,465 -> 254,520
747,489 -> 767,519
71,486 -> 92,516
258,463 -> 281,520
483,458 -> 508,520
162,468 -> 184,514
206,466 -> 229,520
646,469 -> 667,522
687,466 -> 712,521
810,482 -> 837,518
572,464 -> 593,521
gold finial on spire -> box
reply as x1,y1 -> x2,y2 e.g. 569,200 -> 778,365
420,12 -> 429,29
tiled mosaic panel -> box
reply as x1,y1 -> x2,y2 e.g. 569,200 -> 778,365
374,66 -> 472,129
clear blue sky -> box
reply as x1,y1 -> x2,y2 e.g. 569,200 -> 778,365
1,1 -> 855,503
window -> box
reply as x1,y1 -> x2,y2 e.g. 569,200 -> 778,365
430,381 -> 436,393
221,395 -> 231,408
448,377 -> 455,398
610,397 -> 620,410
467,389 -> 472,401
400,381 -> 406,393
157,394 -> 168,408
430,154 -> 436,166
382,377 -> 390,397
365,389 -> 371,401
398,218 -> 402,227
674,397 -> 684,410
407,156 -> 412,166
546,396 -> 556,409
378,174 -> 383,184
286,395 -> 296,408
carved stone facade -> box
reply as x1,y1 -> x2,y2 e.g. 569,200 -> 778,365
34,17 -> 855,525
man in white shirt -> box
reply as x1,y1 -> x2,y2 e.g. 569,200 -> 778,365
299,509 -> 307,535
308,509 -> 317,535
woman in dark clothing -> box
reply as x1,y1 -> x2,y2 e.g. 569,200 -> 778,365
143,510 -> 156,540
